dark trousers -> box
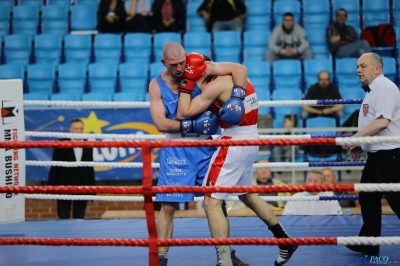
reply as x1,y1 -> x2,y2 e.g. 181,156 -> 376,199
57,200 -> 87,219
359,148 -> 400,238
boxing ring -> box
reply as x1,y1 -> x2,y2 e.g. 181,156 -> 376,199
1,99 -> 400,266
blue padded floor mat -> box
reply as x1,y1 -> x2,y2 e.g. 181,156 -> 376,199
0,215 -> 399,266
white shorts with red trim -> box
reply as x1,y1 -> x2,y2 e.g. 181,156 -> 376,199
203,125 -> 259,200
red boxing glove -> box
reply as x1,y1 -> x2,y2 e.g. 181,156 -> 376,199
179,52 -> 207,94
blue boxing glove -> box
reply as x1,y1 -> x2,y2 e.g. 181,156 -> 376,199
219,85 -> 246,125
181,111 -> 218,137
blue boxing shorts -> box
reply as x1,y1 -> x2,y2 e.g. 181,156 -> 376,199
156,145 -> 216,202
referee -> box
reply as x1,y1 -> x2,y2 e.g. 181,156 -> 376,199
343,53 -> 400,256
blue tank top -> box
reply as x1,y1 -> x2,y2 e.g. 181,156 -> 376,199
155,74 -> 202,120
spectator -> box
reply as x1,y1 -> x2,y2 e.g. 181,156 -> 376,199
322,168 -> 356,208
302,71 -> 344,127
151,0 -> 185,33
282,170 -> 342,215
97,0 -> 127,34
264,12 -> 312,63
197,0 -> 246,33
272,114 -> 299,162
125,0 -> 152,33
227,159 -> 291,210
48,119 -> 95,219
326,8 -> 371,58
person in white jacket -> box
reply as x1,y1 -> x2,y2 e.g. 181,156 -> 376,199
283,170 -> 342,215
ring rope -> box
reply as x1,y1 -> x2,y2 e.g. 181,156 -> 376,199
25,161 -> 367,169
23,99 -> 362,108
3,184 -> 400,194
1,236 -> 399,247
24,194 -> 359,202
24,131 -> 354,140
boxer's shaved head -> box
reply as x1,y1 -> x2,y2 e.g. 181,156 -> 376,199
162,42 -> 185,60
161,42 -> 186,80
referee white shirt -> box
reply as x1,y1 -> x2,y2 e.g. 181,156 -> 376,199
358,74 -> 400,152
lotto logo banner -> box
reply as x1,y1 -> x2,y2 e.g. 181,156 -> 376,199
0,80 -> 25,224
24,108 -> 161,182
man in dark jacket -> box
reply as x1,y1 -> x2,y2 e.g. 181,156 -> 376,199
197,0 -> 246,33
48,118 -> 95,219
152,0 -> 186,33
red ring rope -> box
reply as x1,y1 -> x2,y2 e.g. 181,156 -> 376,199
0,138 -> 337,149
0,237 -> 338,246
0,184 -> 356,194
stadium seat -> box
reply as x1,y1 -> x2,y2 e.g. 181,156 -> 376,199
339,87 -> 363,124
94,34 -> 122,64
12,6 -> 39,36
183,31 -> 212,57
303,0 -> 330,30
273,0 -> 301,26
243,61 -> 270,86
51,93 -> 82,101
76,0 -> 99,5
124,33 -> 152,65
88,63 -> 118,93
41,5 -> 69,35
18,0 -> 42,7
380,56 -> 396,83
153,32 -> 181,62
34,34 -> 62,66
213,30 -> 241,63
23,92 -> 49,100
305,28 -> 330,59
362,0 -> 390,27
246,1 -> 271,31
335,58 -> 359,88
57,63 -> 87,95
310,45 -> 330,59
119,62 -> 148,93
256,89 -> 271,115
114,92 -> 144,102
332,0 -> 360,30
304,59 -> 333,91
70,4 -> 97,31
149,62 -> 165,80
0,0 -> 12,9
82,92 -> 113,101
186,2 -> 206,32
0,64 -> 25,80
4,34 -> 32,66
47,0 -> 71,6
144,92 -> 150,101
272,60 -> 302,88
26,63 -> 55,96
64,34 -> 92,64
272,88 -> 302,124
243,30 -> 270,61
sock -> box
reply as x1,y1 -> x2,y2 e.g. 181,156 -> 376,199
216,246 -> 233,266
269,222 -> 289,239
158,252 -> 168,258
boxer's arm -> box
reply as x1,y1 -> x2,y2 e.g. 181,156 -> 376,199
205,61 -> 247,88
177,76 -> 230,119
149,79 -> 181,133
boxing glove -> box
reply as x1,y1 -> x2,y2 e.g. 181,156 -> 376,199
179,53 -> 207,94
181,111 -> 218,136
219,85 -> 246,126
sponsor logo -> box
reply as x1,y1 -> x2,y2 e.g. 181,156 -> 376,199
166,157 -> 186,165
358,255 -> 398,264
1,101 -> 20,125
363,104 -> 369,116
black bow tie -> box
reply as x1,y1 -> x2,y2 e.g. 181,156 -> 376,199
362,85 -> 371,93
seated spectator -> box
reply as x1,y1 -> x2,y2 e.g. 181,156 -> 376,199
125,0 -> 152,33
326,8 -> 371,58
272,114 -> 299,162
97,0 -> 127,34
322,168 -> 356,208
264,12 -> 312,63
302,71 -> 344,127
151,0 -> 185,33
282,170 -> 342,215
227,159 -> 291,210
197,0 -> 246,33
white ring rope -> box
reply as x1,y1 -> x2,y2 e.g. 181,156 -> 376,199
355,183 -> 400,192
337,237 -> 400,245
24,161 -> 363,169
24,131 -> 313,140
336,136 -> 400,145
25,194 -> 320,202
24,100 -> 336,108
